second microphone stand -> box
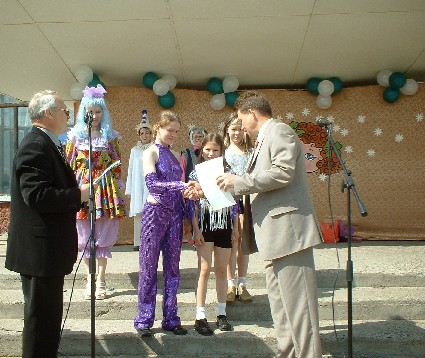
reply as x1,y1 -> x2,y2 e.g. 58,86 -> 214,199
324,124 -> 368,358
84,111 -> 97,358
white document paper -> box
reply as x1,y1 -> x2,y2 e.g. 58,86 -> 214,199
195,157 -> 236,211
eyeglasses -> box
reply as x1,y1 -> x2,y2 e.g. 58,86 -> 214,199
56,108 -> 70,118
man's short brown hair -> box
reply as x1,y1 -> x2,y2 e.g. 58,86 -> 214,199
235,91 -> 272,117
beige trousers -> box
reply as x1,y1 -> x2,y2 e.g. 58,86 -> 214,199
265,247 -> 322,358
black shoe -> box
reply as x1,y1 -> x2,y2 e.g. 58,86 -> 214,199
164,325 -> 188,335
216,315 -> 232,331
194,318 -> 214,336
133,246 -> 139,251
137,327 -> 152,337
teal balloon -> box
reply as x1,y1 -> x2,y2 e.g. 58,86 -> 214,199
143,72 -> 159,89
383,87 -> 400,103
225,91 -> 239,108
389,72 -> 407,89
207,77 -> 223,95
329,77 -> 343,94
306,77 -> 321,95
88,73 -> 106,89
158,91 -> 175,109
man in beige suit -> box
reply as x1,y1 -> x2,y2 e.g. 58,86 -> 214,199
217,91 -> 323,358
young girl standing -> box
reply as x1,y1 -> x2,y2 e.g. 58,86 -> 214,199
190,133 -> 239,335
223,113 -> 254,304
134,110 -> 189,337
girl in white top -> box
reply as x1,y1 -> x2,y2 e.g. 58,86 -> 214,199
223,113 -> 254,303
125,110 -> 152,251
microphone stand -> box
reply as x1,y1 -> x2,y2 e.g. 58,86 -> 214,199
324,125 -> 368,358
84,111 -> 96,358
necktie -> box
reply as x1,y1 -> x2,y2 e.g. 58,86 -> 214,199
56,144 -> 67,163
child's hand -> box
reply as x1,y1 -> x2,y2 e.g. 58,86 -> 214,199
193,230 -> 205,246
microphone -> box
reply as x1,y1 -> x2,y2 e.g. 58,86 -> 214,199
316,118 -> 332,127
84,111 -> 93,124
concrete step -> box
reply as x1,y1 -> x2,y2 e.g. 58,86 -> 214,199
1,241 -> 425,291
1,287 -> 425,322
1,267 -> 423,291
1,319 -> 424,357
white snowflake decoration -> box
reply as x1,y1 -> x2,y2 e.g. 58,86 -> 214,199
367,149 -> 376,157
340,128 -> 349,136
301,108 -> 310,116
374,128 -> 383,136
416,113 -> 424,122
217,121 -> 225,131
187,123 -> 196,131
332,124 -> 341,132
319,173 -> 327,181
276,115 -> 283,122
327,115 -> 335,122
395,134 -> 404,142
357,115 -> 366,123
315,115 -> 324,121
286,112 -> 294,120
344,146 -> 353,153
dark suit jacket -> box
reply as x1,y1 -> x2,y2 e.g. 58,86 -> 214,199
5,126 -> 81,277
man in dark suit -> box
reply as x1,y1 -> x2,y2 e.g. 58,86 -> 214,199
217,91 -> 323,358
5,90 -> 91,358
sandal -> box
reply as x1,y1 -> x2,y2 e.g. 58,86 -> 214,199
95,281 -> 106,300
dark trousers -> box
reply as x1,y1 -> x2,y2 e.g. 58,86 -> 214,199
21,274 -> 65,358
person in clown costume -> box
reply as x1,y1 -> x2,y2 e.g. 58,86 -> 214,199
65,84 -> 126,300
125,109 -> 153,251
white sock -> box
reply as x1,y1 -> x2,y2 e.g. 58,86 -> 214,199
238,277 -> 247,287
217,302 -> 226,316
196,306 -> 206,320
228,279 -> 236,288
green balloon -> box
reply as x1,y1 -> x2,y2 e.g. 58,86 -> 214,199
389,72 -> 407,89
225,91 -> 239,108
207,77 -> 223,95
383,87 -> 400,103
158,91 -> 175,109
329,77 -> 343,94
143,72 -> 159,89
306,77 -> 321,95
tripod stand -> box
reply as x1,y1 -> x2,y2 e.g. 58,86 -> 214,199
325,124 -> 368,358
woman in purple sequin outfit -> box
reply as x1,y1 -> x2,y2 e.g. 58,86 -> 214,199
134,110 -> 191,337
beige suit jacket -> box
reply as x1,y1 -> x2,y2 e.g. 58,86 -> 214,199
234,120 -> 322,261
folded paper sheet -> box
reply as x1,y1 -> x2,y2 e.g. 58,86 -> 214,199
195,157 -> 236,211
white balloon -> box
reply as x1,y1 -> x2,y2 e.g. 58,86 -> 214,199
162,74 -> 177,90
153,79 -> 169,96
210,93 -> 226,110
316,95 -> 332,109
318,80 -> 334,96
74,65 -> 93,84
377,69 -> 392,87
400,78 -> 418,95
223,75 -> 239,93
69,82 -> 85,100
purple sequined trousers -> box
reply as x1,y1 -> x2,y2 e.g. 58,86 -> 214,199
134,143 -> 187,330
